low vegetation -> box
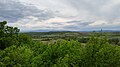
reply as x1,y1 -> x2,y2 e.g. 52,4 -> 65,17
0,21 -> 120,67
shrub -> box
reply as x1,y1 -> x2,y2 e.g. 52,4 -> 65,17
18,34 -> 32,44
108,38 -> 119,45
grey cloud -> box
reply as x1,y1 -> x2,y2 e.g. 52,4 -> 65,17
108,4 -> 120,20
50,22 -> 63,25
62,0 -> 120,21
0,0 -> 120,31
0,0 -> 54,22
67,20 -> 93,26
50,20 -> 93,27
63,25 -> 80,30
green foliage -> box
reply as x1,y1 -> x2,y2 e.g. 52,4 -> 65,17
0,21 -> 20,49
108,38 -> 119,45
1,21 -> 120,67
18,34 -> 32,44
81,37 -> 120,67
78,37 -> 89,43
0,45 -> 33,67
0,21 -> 32,49
1,37 -> 120,67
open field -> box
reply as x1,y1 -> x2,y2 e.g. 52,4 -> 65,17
25,31 -> 120,45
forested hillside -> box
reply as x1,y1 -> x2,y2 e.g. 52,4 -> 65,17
0,21 -> 120,67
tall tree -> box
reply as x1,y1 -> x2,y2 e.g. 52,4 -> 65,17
0,21 -> 20,50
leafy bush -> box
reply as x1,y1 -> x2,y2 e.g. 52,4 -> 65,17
108,38 -> 119,45
1,37 -> 120,67
1,21 -> 120,67
18,34 -> 32,44
78,37 -> 89,43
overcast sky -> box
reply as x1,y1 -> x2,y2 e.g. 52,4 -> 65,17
0,0 -> 120,32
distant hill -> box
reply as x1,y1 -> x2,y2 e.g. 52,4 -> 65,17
22,29 -> 120,33
94,30 -> 120,32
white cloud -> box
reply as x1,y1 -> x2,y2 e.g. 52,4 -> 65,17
89,20 -> 108,26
